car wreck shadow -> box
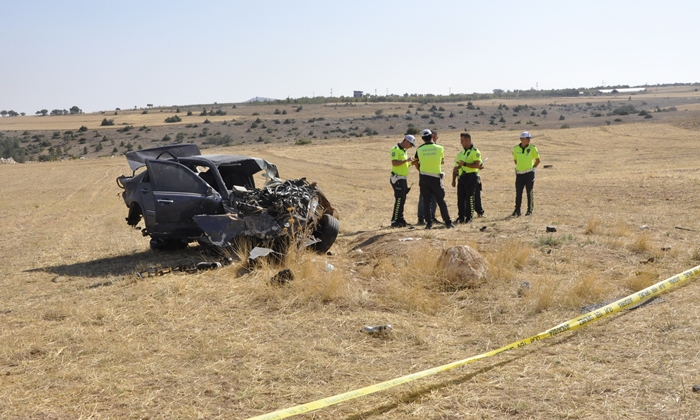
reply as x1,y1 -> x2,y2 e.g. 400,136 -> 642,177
25,247 -> 214,278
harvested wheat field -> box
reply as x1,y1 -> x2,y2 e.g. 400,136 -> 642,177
2,107 -> 700,418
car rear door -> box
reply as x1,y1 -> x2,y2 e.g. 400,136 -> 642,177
146,160 -> 222,237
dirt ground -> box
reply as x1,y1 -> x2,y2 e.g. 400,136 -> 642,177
1,86 -> 700,419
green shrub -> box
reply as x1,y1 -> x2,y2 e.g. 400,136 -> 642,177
295,138 -> 312,145
100,118 -> 114,126
164,115 -> 181,123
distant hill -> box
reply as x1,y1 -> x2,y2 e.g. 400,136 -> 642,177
245,97 -> 277,103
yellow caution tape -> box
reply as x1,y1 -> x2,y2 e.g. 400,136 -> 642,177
247,264 -> 700,420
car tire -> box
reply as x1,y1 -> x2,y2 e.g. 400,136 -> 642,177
311,214 -> 340,254
150,238 -> 188,251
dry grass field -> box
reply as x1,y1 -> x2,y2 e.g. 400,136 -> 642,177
2,88 -> 700,419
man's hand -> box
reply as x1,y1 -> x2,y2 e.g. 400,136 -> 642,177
451,179 -> 456,188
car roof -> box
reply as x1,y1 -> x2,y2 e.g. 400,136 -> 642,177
125,144 -> 279,179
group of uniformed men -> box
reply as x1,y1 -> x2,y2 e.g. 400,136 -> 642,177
390,129 -> 540,229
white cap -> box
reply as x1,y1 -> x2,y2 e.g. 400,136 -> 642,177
520,131 -> 532,139
403,134 -> 416,146
421,129 -> 432,137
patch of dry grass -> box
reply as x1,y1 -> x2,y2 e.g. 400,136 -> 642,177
486,239 -> 531,282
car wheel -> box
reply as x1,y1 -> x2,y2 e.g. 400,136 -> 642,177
150,238 -> 188,251
311,214 -> 340,254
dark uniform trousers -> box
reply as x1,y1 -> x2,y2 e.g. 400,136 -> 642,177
391,178 -> 409,223
515,171 -> 535,214
474,175 -> 484,215
419,174 -> 451,225
417,193 -> 437,223
457,172 -> 478,221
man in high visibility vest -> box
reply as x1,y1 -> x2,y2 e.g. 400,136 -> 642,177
414,129 -> 455,229
512,131 -> 541,217
451,132 -> 483,223
415,130 -> 438,225
390,134 -> 416,227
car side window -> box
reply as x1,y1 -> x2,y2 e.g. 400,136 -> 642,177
148,161 -> 208,194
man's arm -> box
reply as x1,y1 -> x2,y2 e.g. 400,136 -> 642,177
534,158 -> 540,168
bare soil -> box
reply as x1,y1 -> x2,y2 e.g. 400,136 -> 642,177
1,86 -> 700,419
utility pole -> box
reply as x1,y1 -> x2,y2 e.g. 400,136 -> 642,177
330,88 -> 333,97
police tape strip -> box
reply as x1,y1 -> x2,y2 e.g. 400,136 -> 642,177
247,264 -> 700,420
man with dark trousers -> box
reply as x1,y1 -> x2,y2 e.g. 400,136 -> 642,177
451,132 -> 483,223
414,129 -> 455,229
415,130 -> 438,225
390,134 -> 416,227
512,131 -> 541,217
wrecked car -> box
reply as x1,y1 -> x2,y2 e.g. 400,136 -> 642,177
116,144 -> 339,253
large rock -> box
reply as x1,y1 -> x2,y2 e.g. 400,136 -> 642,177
437,245 -> 488,288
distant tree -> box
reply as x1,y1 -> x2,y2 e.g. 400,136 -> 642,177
69,106 -> 81,114
8,110 -> 19,117
83,146 -> 88,155
100,118 -> 115,126
0,110 -> 7,117
78,125 -> 88,132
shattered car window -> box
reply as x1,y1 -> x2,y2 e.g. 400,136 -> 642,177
149,161 -> 208,194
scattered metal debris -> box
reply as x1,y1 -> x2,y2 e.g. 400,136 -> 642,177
362,325 -> 393,335
692,385 -> 700,393
87,281 -> 114,289
518,281 -> 531,297
135,257 -> 233,278
546,226 -> 557,232
675,226 -> 695,232
249,247 -> 276,260
661,246 -> 672,251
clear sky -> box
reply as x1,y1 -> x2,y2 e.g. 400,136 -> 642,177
1,0 -> 698,114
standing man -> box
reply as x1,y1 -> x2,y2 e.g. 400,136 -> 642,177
415,129 -> 455,229
390,134 -> 416,227
512,131 -> 540,217
415,130 -> 438,225
451,132 -> 483,223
